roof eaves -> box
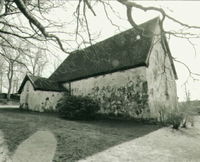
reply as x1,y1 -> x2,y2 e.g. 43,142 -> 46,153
145,37 -> 156,67
161,36 -> 178,80
145,17 -> 160,66
58,63 -> 147,83
34,88 -> 66,92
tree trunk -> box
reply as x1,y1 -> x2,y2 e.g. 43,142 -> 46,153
7,62 -> 14,101
15,79 -> 19,93
7,80 -> 12,100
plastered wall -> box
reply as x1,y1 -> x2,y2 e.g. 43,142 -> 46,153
146,32 -> 177,118
20,81 -> 63,112
64,67 -> 150,118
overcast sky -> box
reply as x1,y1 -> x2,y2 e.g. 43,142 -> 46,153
43,1 -> 200,101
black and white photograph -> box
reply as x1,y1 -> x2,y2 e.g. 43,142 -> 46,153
0,0 -> 200,161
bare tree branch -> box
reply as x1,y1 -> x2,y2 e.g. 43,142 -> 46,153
14,0 -> 69,54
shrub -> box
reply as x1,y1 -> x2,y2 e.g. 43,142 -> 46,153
56,94 -> 100,120
166,110 -> 184,129
157,104 -> 185,129
178,102 -> 195,128
158,105 -> 195,130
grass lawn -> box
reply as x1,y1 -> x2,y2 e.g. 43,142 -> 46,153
0,108 -> 160,162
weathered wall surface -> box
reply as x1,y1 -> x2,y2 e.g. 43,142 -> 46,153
64,67 -> 150,118
20,81 -> 30,107
146,36 -> 177,118
20,81 -> 63,112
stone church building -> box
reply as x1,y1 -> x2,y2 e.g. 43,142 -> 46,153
18,17 -> 178,119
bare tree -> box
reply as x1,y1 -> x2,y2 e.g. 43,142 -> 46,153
0,1 -> 197,51
0,36 -> 23,99
3,49 -> 21,100
12,64 -> 25,93
22,43 -> 48,76
184,83 -> 191,102
0,0 -> 200,81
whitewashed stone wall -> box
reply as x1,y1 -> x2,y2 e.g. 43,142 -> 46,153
62,39 -> 177,119
20,81 -> 63,112
64,67 -> 150,118
146,29 -> 177,118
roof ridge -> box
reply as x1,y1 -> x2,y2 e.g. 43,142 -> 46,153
18,74 -> 66,93
70,17 -> 160,55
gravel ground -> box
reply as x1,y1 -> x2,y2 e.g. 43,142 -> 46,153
79,116 -> 200,162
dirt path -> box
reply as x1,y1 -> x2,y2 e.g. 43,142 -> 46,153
79,117 -> 200,162
11,130 -> 57,162
0,105 -> 19,108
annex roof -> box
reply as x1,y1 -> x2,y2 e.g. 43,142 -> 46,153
18,74 -> 66,93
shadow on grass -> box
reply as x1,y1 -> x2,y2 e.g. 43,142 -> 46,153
0,108 -> 160,162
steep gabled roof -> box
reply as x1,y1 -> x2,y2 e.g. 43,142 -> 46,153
50,17 -> 177,82
50,17 -> 160,82
18,75 -> 66,93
